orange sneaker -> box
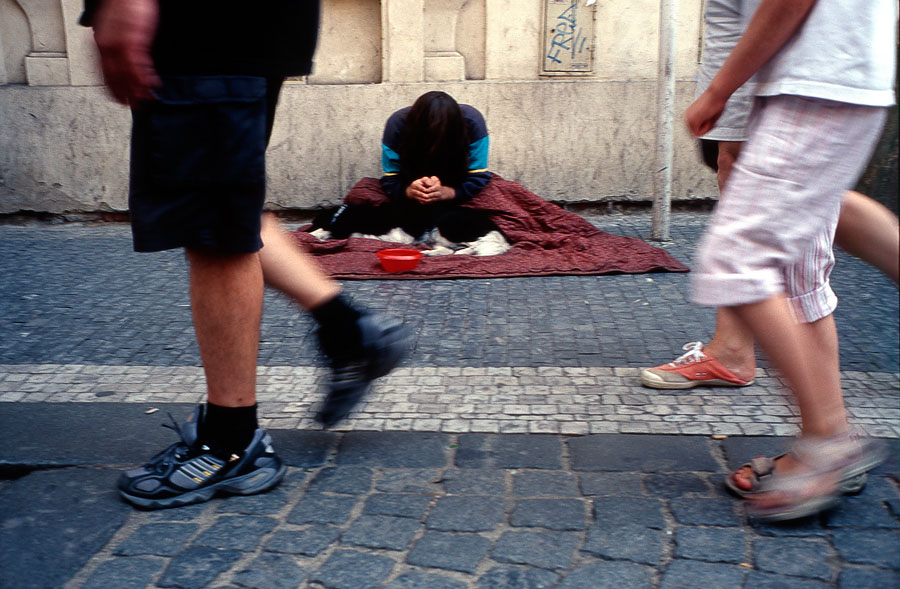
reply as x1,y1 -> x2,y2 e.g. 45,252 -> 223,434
641,341 -> 754,390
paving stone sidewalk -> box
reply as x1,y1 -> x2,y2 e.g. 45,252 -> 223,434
1,213 -> 898,588
2,363 -> 898,438
2,404 -> 899,589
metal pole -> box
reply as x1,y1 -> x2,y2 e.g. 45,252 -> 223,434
652,0 -> 677,241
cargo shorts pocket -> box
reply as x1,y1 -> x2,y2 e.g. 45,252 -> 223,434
136,76 -> 269,190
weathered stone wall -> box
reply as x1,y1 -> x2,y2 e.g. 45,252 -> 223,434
0,80 -> 711,212
1,0 -> 727,214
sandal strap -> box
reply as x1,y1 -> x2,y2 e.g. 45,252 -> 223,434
791,432 -> 872,474
749,457 -> 841,507
779,432 -> 886,487
749,455 -> 776,477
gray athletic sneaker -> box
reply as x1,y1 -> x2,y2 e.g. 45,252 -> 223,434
118,406 -> 286,509
316,313 -> 411,427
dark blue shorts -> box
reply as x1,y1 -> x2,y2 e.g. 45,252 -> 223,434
128,76 -> 282,253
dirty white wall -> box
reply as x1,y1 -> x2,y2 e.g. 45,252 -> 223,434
0,0 -> 715,213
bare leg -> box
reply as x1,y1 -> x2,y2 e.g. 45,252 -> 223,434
704,142 -> 757,379
645,141 -> 757,383
736,297 -> 845,436
664,143 -> 897,384
730,297 -> 846,496
835,191 -> 899,285
256,214 -> 410,427
258,212 -> 341,310
186,249 -> 264,408
701,307 -> 757,382
715,141 -> 743,192
697,188 -> 895,383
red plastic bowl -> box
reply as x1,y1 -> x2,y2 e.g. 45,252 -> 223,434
377,248 -> 423,272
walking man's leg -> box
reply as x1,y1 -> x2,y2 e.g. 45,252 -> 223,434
118,247 -> 286,509
259,213 -> 341,309
187,249 -> 264,450
258,213 -> 411,426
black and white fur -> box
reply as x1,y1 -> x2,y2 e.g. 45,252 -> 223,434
308,203 -> 510,257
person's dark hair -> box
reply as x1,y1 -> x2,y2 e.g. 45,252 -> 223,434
398,91 -> 470,189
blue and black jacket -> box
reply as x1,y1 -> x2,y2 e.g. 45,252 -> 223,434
380,104 -> 491,204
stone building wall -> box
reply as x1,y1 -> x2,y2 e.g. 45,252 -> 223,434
0,0 -> 717,214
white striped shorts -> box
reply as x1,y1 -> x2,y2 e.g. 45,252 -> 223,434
691,95 -> 887,323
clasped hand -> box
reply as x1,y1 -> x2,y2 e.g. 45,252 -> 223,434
405,176 -> 455,204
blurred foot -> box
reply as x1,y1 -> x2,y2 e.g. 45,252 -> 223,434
316,313 -> 411,427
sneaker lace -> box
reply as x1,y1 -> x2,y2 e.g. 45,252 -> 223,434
160,411 -> 184,439
668,341 -> 707,367
143,412 -> 195,472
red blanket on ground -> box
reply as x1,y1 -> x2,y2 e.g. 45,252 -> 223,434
289,176 -> 689,279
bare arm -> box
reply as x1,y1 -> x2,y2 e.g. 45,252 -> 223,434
686,0 -> 817,137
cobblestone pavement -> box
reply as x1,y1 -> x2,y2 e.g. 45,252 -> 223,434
1,213 -> 898,588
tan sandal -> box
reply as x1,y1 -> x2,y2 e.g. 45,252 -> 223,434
746,468 -> 841,521
725,453 -> 867,499
736,433 -> 886,522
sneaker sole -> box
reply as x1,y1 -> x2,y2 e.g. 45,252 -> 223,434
641,371 -> 753,390
748,491 -> 841,522
120,462 -> 286,510
840,439 -> 888,483
839,473 -> 868,495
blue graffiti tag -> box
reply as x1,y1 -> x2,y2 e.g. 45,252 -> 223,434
546,2 -> 588,66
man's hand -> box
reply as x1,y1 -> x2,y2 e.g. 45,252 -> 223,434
685,89 -> 727,138
405,176 -> 456,204
92,0 -> 161,105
